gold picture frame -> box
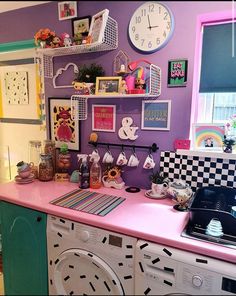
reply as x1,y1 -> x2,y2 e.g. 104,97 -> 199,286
95,76 -> 122,95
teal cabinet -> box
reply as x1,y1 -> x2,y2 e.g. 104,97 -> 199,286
0,201 -> 48,295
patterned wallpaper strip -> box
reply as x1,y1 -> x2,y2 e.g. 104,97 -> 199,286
160,151 -> 236,191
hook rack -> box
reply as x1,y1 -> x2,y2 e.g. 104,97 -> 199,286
88,141 -> 159,153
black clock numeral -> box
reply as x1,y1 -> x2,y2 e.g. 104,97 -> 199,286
156,38 -> 160,45
149,4 -> 154,12
141,9 -> 146,17
136,16 -> 141,24
132,26 -> 136,33
158,6 -> 162,14
148,41 -> 152,48
135,34 -> 139,41
163,12 -> 168,20
166,22 -> 170,30
141,39 -> 145,46
163,31 -> 167,38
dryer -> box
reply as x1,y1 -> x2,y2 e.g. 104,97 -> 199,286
47,215 -> 137,295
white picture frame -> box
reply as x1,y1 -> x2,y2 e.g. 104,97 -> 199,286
141,100 -> 171,131
88,9 -> 109,45
92,104 -> 116,132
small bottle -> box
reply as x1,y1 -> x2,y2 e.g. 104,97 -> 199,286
38,154 -> 54,181
90,155 -> 102,189
77,154 -> 90,189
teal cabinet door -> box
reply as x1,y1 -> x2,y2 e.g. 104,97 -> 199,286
0,201 -> 48,295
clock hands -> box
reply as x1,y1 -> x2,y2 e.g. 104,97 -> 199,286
147,15 -> 159,30
147,15 -> 151,30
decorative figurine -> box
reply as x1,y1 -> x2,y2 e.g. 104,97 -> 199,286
56,144 -> 71,181
118,117 -> 139,140
102,166 -> 125,189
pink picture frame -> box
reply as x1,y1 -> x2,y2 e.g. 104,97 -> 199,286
92,104 -> 116,132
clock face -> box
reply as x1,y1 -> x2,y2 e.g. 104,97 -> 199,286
128,1 -> 174,53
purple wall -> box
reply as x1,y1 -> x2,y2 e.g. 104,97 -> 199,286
0,1 -> 231,189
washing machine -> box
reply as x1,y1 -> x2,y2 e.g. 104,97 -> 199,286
135,239 -> 236,295
47,215 -> 137,295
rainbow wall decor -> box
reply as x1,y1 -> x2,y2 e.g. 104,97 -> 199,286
193,124 -> 225,149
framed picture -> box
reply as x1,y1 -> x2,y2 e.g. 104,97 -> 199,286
95,76 -> 121,95
48,97 -> 80,151
167,59 -> 188,87
192,123 -> 225,150
58,1 -> 77,21
141,100 -> 171,131
72,15 -> 91,40
92,104 -> 116,132
88,9 -> 109,44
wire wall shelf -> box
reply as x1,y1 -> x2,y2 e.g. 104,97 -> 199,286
36,16 -> 118,78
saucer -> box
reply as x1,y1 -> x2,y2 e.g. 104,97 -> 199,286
15,174 -> 34,184
145,190 -> 166,199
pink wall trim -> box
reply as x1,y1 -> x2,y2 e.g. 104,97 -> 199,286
190,9 -> 236,141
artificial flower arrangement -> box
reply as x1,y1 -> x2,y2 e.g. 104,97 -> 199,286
225,114 -> 236,136
34,28 -> 56,47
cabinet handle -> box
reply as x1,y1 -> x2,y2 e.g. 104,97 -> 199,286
37,216 -> 42,222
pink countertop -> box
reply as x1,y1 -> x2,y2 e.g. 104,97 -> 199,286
0,180 -> 235,263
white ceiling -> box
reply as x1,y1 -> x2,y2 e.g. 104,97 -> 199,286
0,1 -> 51,13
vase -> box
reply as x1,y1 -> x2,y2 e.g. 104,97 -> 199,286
40,41 -> 46,48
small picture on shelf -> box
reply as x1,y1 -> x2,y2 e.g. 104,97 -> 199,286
95,76 -> 121,95
72,16 -> 91,45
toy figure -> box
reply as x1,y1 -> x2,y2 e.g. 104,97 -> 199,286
119,80 -> 128,94
61,33 -> 72,47
72,81 -> 90,94
50,36 -> 62,48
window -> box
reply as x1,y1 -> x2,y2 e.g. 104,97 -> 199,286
191,10 -> 236,139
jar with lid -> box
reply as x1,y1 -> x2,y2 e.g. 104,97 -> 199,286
38,154 -> 54,181
28,140 -> 42,178
44,140 -> 56,174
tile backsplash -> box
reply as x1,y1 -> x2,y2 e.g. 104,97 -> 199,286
160,151 -> 236,191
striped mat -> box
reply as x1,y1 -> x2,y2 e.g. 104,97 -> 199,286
50,189 -> 126,216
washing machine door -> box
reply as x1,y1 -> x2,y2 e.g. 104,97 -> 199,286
51,248 -> 124,295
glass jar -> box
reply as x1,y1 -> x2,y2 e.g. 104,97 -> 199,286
28,140 -> 42,178
38,154 -> 54,181
44,140 -> 56,174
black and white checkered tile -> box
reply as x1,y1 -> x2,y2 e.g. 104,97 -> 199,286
160,151 -> 236,191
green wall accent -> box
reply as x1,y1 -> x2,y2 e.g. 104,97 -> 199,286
0,39 -> 35,52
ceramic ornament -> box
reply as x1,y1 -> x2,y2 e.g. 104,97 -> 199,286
118,117 -> 139,140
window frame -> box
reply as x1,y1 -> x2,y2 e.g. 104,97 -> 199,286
190,9 -> 235,139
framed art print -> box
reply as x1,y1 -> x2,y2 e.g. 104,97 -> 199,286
58,1 -> 77,21
141,100 -> 171,130
72,15 -> 91,42
167,59 -> 188,87
192,123 -> 225,150
92,104 -> 116,132
48,97 -> 80,150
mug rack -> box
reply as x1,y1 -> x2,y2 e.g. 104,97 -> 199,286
88,141 -> 159,153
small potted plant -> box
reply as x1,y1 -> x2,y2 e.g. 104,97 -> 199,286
223,135 -> 236,153
149,170 -> 170,196
73,63 -> 105,94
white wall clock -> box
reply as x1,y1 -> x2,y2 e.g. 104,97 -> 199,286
128,1 -> 175,53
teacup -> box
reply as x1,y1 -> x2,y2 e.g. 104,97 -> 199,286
102,150 -> 114,164
18,168 -> 32,179
151,182 -> 168,196
143,154 -> 155,169
89,149 -> 100,162
127,153 -> 139,167
116,151 -> 128,166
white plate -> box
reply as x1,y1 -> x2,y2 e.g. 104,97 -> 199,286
145,190 -> 166,199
